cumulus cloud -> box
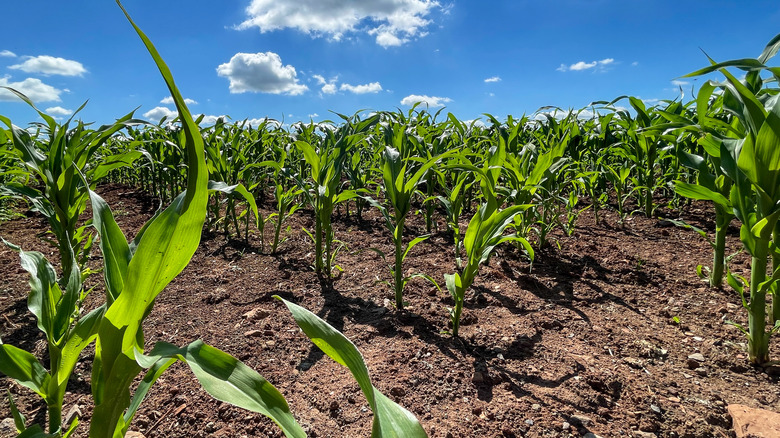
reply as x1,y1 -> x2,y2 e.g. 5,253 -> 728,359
45,106 -> 73,117
217,52 -> 307,95
313,74 -> 338,95
484,76 -> 501,83
143,106 -> 228,126
143,106 -> 178,121
557,58 -> 614,72
0,50 -> 16,58
160,96 -> 198,105
400,94 -> 451,108
0,76 -> 62,102
236,0 -> 441,48
340,82 -> 382,94
671,79 -> 689,86
9,55 -> 86,76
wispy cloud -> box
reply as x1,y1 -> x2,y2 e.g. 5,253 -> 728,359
160,96 -> 198,105
484,76 -> 501,83
671,79 -> 689,86
217,52 -> 307,95
45,106 -> 73,117
400,94 -> 452,108
557,58 -> 614,73
340,82 -> 382,94
0,50 -> 16,58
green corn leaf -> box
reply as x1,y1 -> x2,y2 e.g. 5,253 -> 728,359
276,297 -> 428,438
0,343 -> 50,397
88,189 -> 130,304
6,243 -> 60,339
208,180 -> 261,228
8,390 -> 27,432
57,305 -> 105,387
674,181 -> 731,209
403,235 -> 430,261
133,341 -> 305,438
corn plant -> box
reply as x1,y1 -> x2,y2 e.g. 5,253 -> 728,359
293,114 -> 379,276
365,123 -> 457,308
684,33 -> 780,364
0,93 -> 144,284
203,118 -> 263,243
445,191 -> 531,337
258,145 -> 302,253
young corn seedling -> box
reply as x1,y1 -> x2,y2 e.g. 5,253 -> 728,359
684,32 -> 780,364
0,93 -> 144,284
446,191 -> 531,337
293,113 -> 379,276
366,121 -> 458,309
258,145 -> 303,253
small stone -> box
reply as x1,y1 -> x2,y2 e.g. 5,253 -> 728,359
125,432 -> 146,438
64,404 -> 82,426
1,418 -> 16,436
525,419 -> 534,426
390,387 -> 406,397
205,422 -> 217,433
570,414 -> 592,427
242,308 -> 270,320
243,329 -> 263,337
687,353 -> 705,368
694,367 -> 708,377
633,432 -> 657,438
561,421 -> 570,431
729,404 -> 780,437
668,397 -> 681,403
531,403 -> 541,411
623,357 -> 644,369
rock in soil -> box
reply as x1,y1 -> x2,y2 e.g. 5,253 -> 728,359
728,404 -> 780,438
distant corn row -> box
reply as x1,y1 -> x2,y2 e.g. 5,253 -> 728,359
0,8 -> 778,436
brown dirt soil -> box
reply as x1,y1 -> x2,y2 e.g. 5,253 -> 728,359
1,183 -> 779,438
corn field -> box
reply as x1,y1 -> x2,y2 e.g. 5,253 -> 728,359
1,3 -> 779,437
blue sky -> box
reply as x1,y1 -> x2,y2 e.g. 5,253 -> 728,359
1,1 -> 779,126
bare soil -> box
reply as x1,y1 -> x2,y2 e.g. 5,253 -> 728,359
1,183 -> 779,438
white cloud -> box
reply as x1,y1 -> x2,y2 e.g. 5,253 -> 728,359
45,106 -> 73,117
217,52 -> 308,95
237,0 -> 441,48
308,113 -> 319,118
313,74 -> 338,95
143,106 -> 178,121
0,50 -> 16,58
671,80 -> 689,86
340,82 -> 382,94
557,58 -> 614,72
631,61 -> 639,67
198,114 -> 229,125
0,76 -> 62,102
484,76 -> 501,83
9,55 -> 86,76
400,94 -> 451,108
160,96 -> 198,105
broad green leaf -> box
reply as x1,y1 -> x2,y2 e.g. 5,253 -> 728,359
88,189 -> 130,304
0,343 -> 50,397
276,297 -> 427,438
136,341 -> 305,438
674,181 -> 731,209
208,180 -> 261,228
